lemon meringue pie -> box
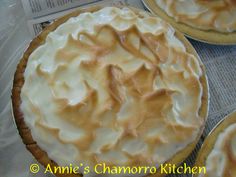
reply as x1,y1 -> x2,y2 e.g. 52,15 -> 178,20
194,111 -> 236,177
12,6 -> 208,177
143,0 -> 236,44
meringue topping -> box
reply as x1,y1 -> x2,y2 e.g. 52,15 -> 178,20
155,0 -> 236,32
20,7 -> 204,176
198,123 -> 236,177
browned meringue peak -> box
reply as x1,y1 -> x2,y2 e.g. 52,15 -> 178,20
155,0 -> 236,32
21,7 -> 203,169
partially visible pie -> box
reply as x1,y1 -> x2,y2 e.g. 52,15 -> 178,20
142,0 -> 236,44
194,111 -> 236,177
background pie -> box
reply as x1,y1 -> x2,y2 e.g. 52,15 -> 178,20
194,111 -> 236,177
142,0 -> 236,44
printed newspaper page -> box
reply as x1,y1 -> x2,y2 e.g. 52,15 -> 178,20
21,0 -> 145,37
21,0 -> 99,18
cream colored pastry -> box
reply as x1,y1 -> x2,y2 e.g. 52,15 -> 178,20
20,7 -> 204,176
198,123 -> 236,177
155,0 -> 236,32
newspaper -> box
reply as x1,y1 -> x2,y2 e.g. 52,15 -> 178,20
21,0 -> 99,18
21,0 -> 145,37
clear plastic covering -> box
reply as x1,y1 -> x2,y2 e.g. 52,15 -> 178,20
0,1 -> 49,177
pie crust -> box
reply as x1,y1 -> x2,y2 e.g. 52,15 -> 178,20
11,5 -> 209,177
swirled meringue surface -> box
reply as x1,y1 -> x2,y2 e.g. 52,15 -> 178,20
20,7 -> 204,176
198,123 -> 236,177
155,0 -> 236,32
